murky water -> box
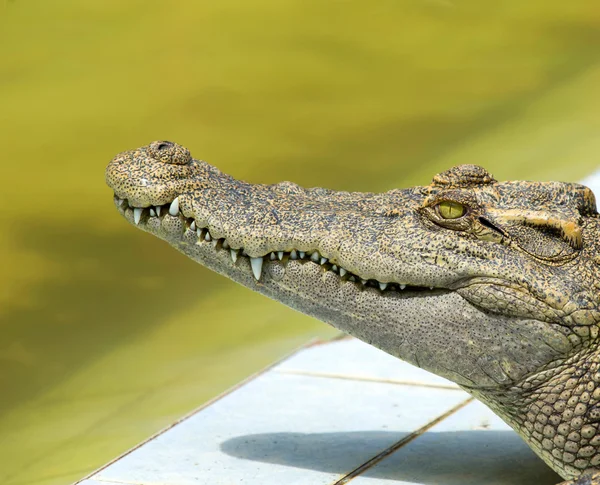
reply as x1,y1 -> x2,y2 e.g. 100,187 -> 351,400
0,2 -> 599,484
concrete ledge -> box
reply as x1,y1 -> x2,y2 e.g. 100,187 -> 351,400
76,337 -> 561,485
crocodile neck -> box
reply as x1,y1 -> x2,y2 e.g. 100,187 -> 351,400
471,344 -> 600,478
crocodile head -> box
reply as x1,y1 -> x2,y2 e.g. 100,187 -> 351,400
106,141 -> 600,478
106,141 -> 600,389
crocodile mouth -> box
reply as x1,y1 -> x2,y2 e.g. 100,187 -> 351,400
114,194 -> 439,295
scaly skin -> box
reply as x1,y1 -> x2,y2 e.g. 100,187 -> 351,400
106,140 -> 600,484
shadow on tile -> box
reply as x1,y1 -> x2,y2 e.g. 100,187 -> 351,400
221,430 -> 561,484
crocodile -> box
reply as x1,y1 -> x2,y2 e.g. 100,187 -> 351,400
106,140 -> 600,485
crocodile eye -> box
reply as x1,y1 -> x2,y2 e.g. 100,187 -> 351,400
437,200 -> 466,219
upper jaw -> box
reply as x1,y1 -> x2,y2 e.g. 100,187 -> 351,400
112,193 -> 450,294
106,143 -> 466,290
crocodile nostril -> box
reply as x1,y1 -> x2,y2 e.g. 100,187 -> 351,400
148,140 -> 192,165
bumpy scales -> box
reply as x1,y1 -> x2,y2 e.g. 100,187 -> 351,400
106,140 -> 600,485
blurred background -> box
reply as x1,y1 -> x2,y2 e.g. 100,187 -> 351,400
1,1 -> 599,484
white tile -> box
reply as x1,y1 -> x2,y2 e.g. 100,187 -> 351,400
92,368 -> 468,485
581,172 -> 600,196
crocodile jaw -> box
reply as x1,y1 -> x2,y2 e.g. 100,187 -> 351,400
110,192 -> 568,391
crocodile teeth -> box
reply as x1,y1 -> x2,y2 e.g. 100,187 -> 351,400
150,232 -> 422,292
117,198 -> 125,207
149,208 -> 156,217
155,206 -> 162,217
169,197 -> 180,216
133,207 -> 143,225
190,221 -> 196,231
250,257 -> 263,280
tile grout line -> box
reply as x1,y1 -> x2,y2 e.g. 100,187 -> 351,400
330,397 -> 475,485
275,368 -> 463,391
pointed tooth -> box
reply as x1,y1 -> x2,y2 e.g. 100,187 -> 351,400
299,251 -> 306,259
400,284 -> 406,290
204,231 -> 211,241
361,279 -> 367,285
168,197 -> 180,216
310,252 -> 320,262
339,268 -> 347,277
270,252 -> 277,261
196,228 -> 202,238
117,198 -> 125,207
250,257 -> 263,280
230,249 -> 238,263
128,200 -> 134,208
156,205 -> 162,217
277,251 -> 284,260
212,239 -> 218,248
290,250 -> 298,260
190,221 -> 196,231
133,207 -> 143,225
222,240 -> 230,249
149,208 -> 156,217
430,286 -> 434,290
331,265 -> 338,272
379,282 -> 388,291
320,257 -> 328,265
349,276 -> 356,282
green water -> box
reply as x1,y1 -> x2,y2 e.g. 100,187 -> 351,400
0,2 -> 599,484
